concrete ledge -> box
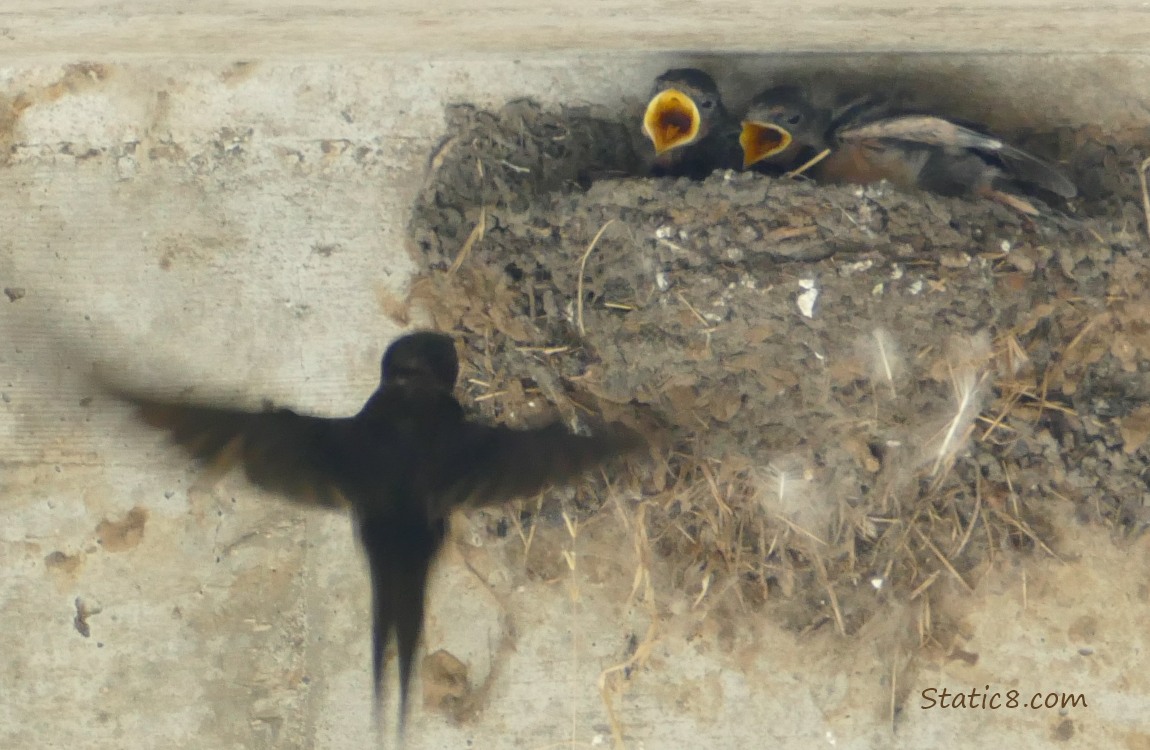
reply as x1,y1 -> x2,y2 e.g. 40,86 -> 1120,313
1,1 -> 1149,57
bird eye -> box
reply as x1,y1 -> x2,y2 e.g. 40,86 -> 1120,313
699,98 -> 715,110
786,113 -> 803,126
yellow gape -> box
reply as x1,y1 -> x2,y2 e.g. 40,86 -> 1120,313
739,121 -> 793,168
642,88 -> 702,155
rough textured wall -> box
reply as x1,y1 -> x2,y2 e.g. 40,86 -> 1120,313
2,44 -> 1150,750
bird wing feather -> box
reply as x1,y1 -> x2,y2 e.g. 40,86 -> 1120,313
839,115 -> 1076,197
433,420 -> 644,514
110,388 -> 356,509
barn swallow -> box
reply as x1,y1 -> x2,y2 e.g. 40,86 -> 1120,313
99,332 -> 643,730
642,68 -> 744,180
739,85 -> 1077,214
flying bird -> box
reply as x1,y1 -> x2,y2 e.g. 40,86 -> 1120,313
100,331 -> 644,730
641,68 -> 745,180
739,84 -> 1077,214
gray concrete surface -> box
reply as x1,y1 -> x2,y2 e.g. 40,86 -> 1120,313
2,48 -> 1150,750
2,2 -> 1150,56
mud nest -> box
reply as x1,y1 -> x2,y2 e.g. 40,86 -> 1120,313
404,100 -> 1150,642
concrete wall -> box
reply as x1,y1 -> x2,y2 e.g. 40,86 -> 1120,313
3,5 -> 1150,749
2,1 -> 1149,55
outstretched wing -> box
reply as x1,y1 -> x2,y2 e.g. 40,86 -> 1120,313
432,420 -> 645,515
840,115 -> 1077,197
109,388 -> 356,509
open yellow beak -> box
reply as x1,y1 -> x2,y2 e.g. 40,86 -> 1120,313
739,121 -> 793,168
642,88 -> 701,155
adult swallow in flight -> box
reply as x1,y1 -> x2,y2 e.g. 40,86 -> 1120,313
739,84 -> 1077,214
100,331 -> 644,730
642,68 -> 745,180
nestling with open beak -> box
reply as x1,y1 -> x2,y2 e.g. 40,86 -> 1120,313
98,331 -> 645,736
739,84 -> 1077,215
642,68 -> 744,180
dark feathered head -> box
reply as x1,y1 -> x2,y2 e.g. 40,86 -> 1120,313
381,332 -> 459,390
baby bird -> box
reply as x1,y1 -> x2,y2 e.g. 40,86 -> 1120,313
739,84 -> 1076,214
642,68 -> 744,180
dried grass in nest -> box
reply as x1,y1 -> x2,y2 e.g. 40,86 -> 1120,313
410,260 -> 1062,654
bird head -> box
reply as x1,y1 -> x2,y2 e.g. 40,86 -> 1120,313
381,332 -> 459,390
739,85 -> 820,168
642,68 -> 724,156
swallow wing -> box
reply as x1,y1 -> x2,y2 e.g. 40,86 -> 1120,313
432,420 -> 644,515
839,115 -> 1077,197
110,388 -> 356,509
840,115 -> 1002,150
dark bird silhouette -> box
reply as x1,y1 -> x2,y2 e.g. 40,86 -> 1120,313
641,68 -> 746,180
99,331 -> 644,730
739,84 -> 1077,214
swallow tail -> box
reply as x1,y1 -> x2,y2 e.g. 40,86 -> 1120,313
357,510 -> 446,730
